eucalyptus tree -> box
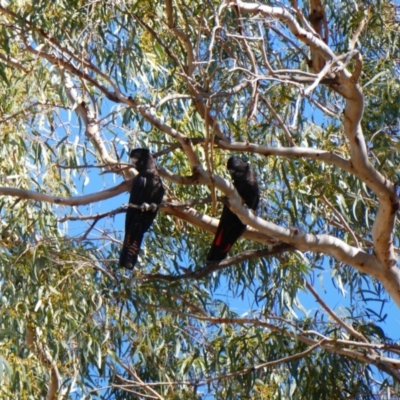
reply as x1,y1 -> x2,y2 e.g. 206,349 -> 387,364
0,0 -> 399,398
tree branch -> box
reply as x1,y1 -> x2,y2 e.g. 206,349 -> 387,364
27,325 -> 61,400
232,1 -> 399,269
138,303 -> 400,381
140,244 -> 293,282
216,140 -> 353,173
305,281 -> 370,344
0,180 -> 132,206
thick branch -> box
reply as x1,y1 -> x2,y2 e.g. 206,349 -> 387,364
161,167 -> 376,277
217,140 -> 353,173
181,165 -> 400,308
233,1 -> 399,269
161,203 -> 277,245
0,180 -> 131,206
61,73 -> 124,175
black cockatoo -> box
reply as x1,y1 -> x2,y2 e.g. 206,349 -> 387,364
206,156 -> 260,262
119,149 -> 164,269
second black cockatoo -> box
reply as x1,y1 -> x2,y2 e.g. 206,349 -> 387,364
206,156 -> 260,262
119,149 -> 164,269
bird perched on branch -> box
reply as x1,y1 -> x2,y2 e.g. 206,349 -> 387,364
119,148 -> 164,269
206,156 -> 260,262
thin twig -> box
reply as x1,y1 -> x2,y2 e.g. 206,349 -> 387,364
321,195 -> 360,248
139,244 -> 292,282
258,93 -> 296,146
349,9 -> 369,50
204,99 -> 217,216
305,281 -> 370,344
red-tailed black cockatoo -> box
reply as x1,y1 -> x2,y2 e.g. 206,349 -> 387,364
119,149 -> 164,269
207,156 -> 260,262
